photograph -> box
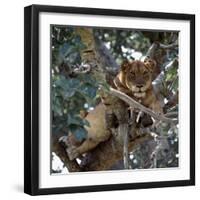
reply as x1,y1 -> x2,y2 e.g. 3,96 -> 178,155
24,5 -> 195,195
51,26 -> 179,174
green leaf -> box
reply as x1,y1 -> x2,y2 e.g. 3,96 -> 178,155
54,76 -> 81,100
78,74 -> 97,85
59,42 -> 76,58
52,97 -> 63,116
63,90 -> 75,98
79,83 -> 97,99
67,115 -> 83,126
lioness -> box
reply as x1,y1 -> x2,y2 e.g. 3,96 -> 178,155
61,59 -> 162,160
114,59 -> 162,113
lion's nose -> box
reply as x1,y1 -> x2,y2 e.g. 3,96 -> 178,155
136,84 -> 143,88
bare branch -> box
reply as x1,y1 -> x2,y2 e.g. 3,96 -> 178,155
164,112 -> 178,118
165,58 -> 178,71
145,42 -> 159,58
159,42 -> 178,49
110,88 -> 177,124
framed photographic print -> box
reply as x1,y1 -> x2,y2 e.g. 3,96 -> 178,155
24,4 -> 195,195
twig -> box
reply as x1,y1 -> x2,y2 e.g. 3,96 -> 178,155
159,42 -> 178,49
109,88 -> 176,124
164,112 -> 178,118
145,42 -> 159,58
165,58 -> 178,71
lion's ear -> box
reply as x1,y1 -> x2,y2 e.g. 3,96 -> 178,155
121,60 -> 130,72
144,58 -> 156,73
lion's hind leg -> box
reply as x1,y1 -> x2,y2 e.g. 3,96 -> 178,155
67,138 -> 100,160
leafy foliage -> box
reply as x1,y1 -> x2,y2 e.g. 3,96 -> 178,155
51,26 -> 100,140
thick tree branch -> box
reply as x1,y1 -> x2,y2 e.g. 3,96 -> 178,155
80,132 -> 154,171
52,136 -> 81,172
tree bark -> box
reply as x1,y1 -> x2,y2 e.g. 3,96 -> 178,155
52,136 -> 81,172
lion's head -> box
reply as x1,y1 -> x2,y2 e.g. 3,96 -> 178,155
118,59 -> 156,98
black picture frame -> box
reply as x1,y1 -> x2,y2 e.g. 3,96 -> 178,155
24,4 -> 195,196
